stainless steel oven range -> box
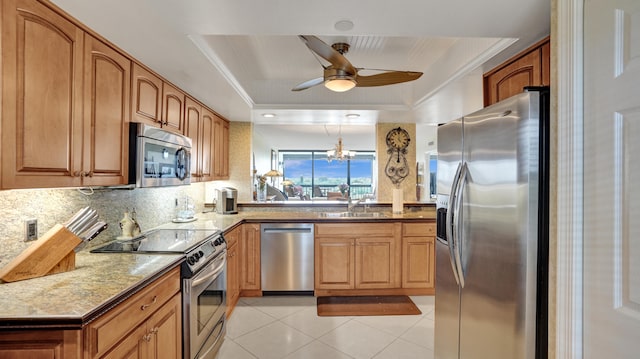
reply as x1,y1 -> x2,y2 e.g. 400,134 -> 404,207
91,228 -> 227,359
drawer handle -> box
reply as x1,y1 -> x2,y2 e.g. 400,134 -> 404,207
140,296 -> 157,310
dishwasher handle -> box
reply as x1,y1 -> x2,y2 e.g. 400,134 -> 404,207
262,227 -> 312,233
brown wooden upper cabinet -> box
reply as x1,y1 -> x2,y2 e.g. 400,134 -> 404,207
483,36 -> 550,106
131,63 -> 185,134
213,114 -> 230,180
131,63 -> 163,127
161,82 -> 186,134
184,97 -> 215,181
1,0 -> 129,189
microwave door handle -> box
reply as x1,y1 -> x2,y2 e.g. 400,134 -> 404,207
175,147 -> 188,180
452,162 -> 468,288
445,162 -> 463,286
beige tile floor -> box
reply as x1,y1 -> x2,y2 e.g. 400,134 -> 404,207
217,295 -> 435,359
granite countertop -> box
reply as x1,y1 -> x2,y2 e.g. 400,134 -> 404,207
0,252 -> 182,330
0,208 -> 435,330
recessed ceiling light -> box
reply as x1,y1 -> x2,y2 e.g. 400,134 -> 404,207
334,20 -> 354,32
262,113 -> 276,118
345,113 -> 360,119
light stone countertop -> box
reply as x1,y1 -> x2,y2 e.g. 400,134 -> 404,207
0,208 -> 435,330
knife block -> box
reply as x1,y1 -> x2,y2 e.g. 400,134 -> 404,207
0,224 -> 82,283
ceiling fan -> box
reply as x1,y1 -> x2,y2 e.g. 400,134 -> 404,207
292,35 -> 423,92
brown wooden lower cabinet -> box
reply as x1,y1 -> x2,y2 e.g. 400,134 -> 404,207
86,267 -> 181,358
240,223 -> 261,294
0,330 -> 82,359
225,226 -> 241,316
402,223 -> 436,291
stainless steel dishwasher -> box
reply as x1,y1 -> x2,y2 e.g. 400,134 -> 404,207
261,223 -> 314,293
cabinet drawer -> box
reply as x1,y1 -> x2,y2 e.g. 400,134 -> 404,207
403,222 -> 435,237
316,223 -> 394,237
87,266 -> 180,357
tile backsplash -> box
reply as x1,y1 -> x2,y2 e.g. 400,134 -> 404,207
0,183 -> 205,266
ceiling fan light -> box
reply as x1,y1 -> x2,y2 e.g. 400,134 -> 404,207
324,78 -> 356,92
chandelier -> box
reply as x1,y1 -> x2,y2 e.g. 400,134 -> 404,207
327,137 -> 356,162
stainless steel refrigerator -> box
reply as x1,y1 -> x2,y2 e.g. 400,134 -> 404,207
435,87 -> 549,359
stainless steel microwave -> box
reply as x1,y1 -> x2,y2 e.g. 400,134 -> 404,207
129,123 -> 192,187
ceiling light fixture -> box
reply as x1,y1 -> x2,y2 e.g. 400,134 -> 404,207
324,76 -> 356,92
327,125 -> 356,162
262,113 -> 276,118
345,113 -> 360,119
334,20 -> 354,31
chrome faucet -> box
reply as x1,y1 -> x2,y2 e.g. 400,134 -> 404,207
347,195 -> 371,213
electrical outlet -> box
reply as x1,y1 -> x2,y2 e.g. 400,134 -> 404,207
25,219 -> 38,241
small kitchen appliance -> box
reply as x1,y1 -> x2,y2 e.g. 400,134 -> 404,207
129,123 -> 192,188
215,187 -> 238,214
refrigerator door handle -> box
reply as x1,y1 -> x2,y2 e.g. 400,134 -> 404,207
445,162 -> 463,286
452,162 -> 469,288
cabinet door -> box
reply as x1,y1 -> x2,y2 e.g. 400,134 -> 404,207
184,97 -> 202,180
161,83 -> 185,134
199,107 -> 215,181
225,227 -> 241,316
241,223 -> 261,291
226,241 -> 240,316
131,63 -> 162,126
355,236 -> 400,289
82,34 -> 130,187
315,237 -> 355,289
1,0 -> 84,189
483,37 -> 550,106
402,236 -> 435,289
147,294 -> 182,359
212,115 -> 229,180
102,325 -> 147,359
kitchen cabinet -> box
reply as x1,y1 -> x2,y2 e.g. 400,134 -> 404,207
131,65 -> 185,133
86,267 -> 181,359
225,226 -> 241,317
0,330 -> 82,358
100,294 -> 181,359
213,115 -> 230,180
483,36 -> 550,106
161,82 -> 186,134
402,222 -> 436,291
1,0 -> 129,189
131,63 -> 163,128
240,223 -> 261,294
315,223 -> 401,292
185,97 -> 214,181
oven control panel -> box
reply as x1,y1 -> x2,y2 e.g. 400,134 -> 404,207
183,233 -> 226,275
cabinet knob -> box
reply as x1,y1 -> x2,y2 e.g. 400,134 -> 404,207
143,333 -> 152,342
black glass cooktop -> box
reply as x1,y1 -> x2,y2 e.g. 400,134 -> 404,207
91,228 -> 220,254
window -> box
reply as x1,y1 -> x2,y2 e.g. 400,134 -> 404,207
280,151 -> 375,199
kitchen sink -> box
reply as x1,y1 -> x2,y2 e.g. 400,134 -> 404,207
318,211 -> 386,218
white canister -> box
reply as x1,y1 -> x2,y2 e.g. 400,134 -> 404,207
392,188 -> 404,214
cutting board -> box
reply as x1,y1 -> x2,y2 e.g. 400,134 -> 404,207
0,224 -> 82,282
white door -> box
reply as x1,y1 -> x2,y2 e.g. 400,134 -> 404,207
584,0 -> 640,357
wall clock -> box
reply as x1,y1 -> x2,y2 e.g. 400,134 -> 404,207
385,127 -> 410,186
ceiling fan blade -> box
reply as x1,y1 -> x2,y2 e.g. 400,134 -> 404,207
292,77 -> 324,91
298,35 -> 356,74
355,71 -> 423,87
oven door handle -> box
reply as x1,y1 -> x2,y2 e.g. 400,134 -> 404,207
191,253 -> 226,288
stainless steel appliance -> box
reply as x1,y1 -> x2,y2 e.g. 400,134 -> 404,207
91,228 -> 227,359
129,123 -> 192,187
215,187 -> 238,214
260,223 -> 314,293
435,87 -> 549,359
